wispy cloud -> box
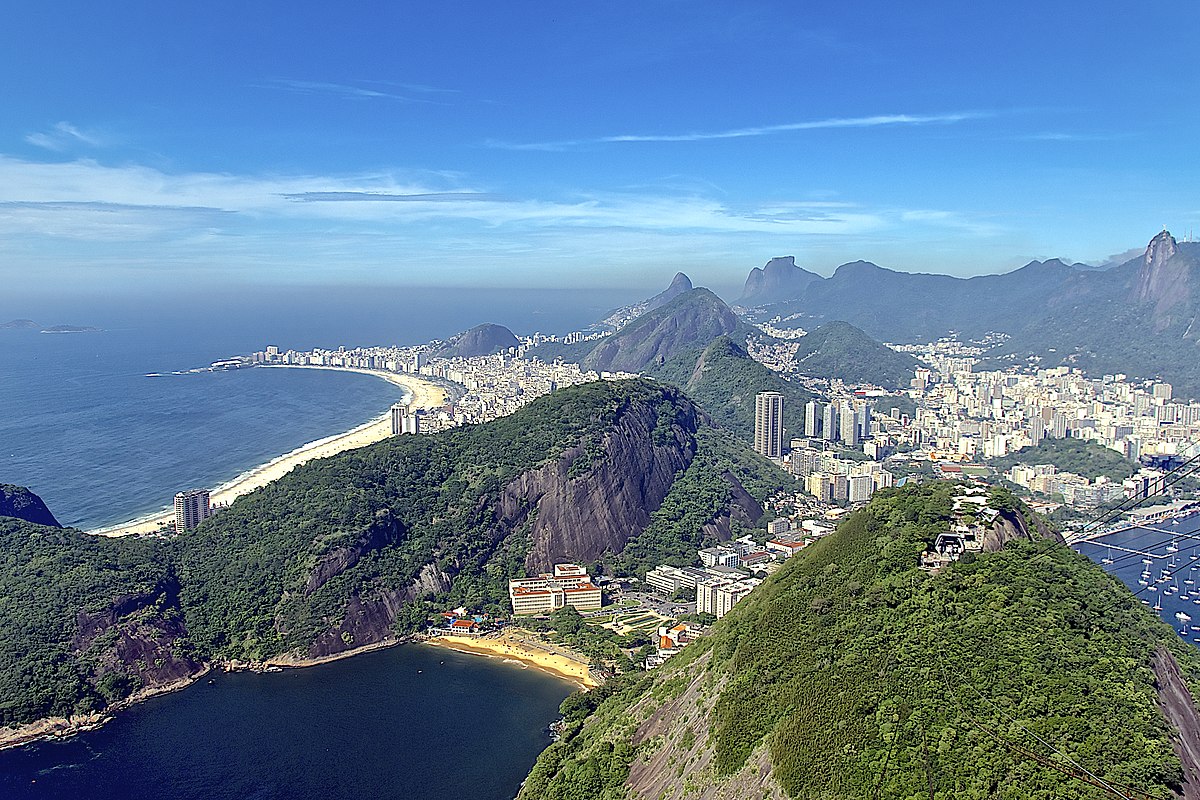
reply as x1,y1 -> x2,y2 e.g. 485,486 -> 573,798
258,79 -> 452,103
25,122 -> 107,151
283,191 -> 503,203
488,111 -> 991,151
1016,131 -> 1128,142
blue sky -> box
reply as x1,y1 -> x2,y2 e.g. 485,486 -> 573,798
2,2 -> 1198,299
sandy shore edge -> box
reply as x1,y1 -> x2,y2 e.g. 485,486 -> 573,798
90,366 -> 447,537
424,632 -> 600,689
0,633 -> 595,752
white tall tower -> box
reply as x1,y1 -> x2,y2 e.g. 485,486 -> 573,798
754,391 -> 785,459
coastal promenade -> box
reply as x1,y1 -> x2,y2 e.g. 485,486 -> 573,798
90,366 -> 446,538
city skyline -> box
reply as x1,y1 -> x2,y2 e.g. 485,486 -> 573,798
3,3 -> 1198,301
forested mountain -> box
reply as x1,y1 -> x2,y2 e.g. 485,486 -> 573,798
990,438 -> 1140,482
739,231 -> 1200,397
649,335 -> 812,442
790,320 -> 921,388
433,322 -> 519,358
522,482 -> 1200,799
0,380 -> 789,728
579,289 -> 756,373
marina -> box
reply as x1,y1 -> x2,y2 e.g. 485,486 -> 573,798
1075,511 -> 1200,643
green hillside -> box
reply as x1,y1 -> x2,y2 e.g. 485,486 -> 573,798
0,379 -> 787,727
991,438 -> 1139,481
522,482 -> 1198,799
650,335 -> 813,443
792,320 -> 921,388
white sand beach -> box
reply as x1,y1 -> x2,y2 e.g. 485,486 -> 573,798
90,366 -> 447,538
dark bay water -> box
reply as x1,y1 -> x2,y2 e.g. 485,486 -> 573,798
0,644 -> 573,800
1075,511 -> 1200,641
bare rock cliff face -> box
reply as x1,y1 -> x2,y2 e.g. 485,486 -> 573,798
304,510 -> 405,596
307,563 -> 451,659
700,472 -> 762,542
980,507 -> 1061,552
72,580 -> 204,695
1134,230 -> 1191,325
502,394 -> 702,573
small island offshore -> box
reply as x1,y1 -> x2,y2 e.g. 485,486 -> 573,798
0,319 -> 102,333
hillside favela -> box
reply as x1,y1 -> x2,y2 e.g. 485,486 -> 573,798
4,5 -> 1200,800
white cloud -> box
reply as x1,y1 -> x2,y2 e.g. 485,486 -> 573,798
488,111 -> 991,151
25,122 -> 107,151
257,79 -> 452,104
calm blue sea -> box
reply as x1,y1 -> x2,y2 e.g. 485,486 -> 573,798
0,643 -> 573,800
1075,512 -> 1200,642
0,286 -> 636,529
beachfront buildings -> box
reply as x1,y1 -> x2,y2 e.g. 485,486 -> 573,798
508,564 -> 603,615
173,489 -> 211,532
390,402 -> 420,435
754,391 -> 785,459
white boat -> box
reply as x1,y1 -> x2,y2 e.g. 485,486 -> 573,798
1143,558 -> 1154,565
1177,612 -> 1191,622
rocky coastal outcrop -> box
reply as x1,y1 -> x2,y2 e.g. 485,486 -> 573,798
0,484 -> 60,527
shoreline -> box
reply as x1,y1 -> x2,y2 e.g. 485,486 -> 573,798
0,632 -> 593,753
89,366 -> 447,537
423,632 -> 600,689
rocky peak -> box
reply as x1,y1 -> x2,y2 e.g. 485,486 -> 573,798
1146,229 -> 1179,266
667,272 -> 693,292
740,256 -> 822,305
1134,229 -> 1190,318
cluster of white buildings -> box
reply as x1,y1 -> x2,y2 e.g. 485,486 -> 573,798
508,564 -> 603,615
890,340 -> 1199,465
252,343 -> 633,431
644,528 -> 835,619
919,485 -> 998,571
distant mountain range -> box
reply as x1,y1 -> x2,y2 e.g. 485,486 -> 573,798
735,231 -> 1200,396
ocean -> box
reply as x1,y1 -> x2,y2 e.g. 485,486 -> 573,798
0,286 -> 637,529
0,285 -> 636,798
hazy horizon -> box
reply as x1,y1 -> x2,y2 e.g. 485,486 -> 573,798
3,2 -> 1198,302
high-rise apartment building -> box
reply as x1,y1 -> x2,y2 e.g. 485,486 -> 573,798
391,403 -> 420,435
754,391 -> 785,458
822,402 -> 839,442
174,489 -> 211,533
804,400 -> 821,438
840,403 -> 860,447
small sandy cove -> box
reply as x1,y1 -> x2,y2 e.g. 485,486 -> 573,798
425,632 -> 599,689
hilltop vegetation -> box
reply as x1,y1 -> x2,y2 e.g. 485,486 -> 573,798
649,335 -> 812,443
0,380 -> 785,728
523,482 -> 1198,799
790,320 -> 921,388
991,437 -> 1139,482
